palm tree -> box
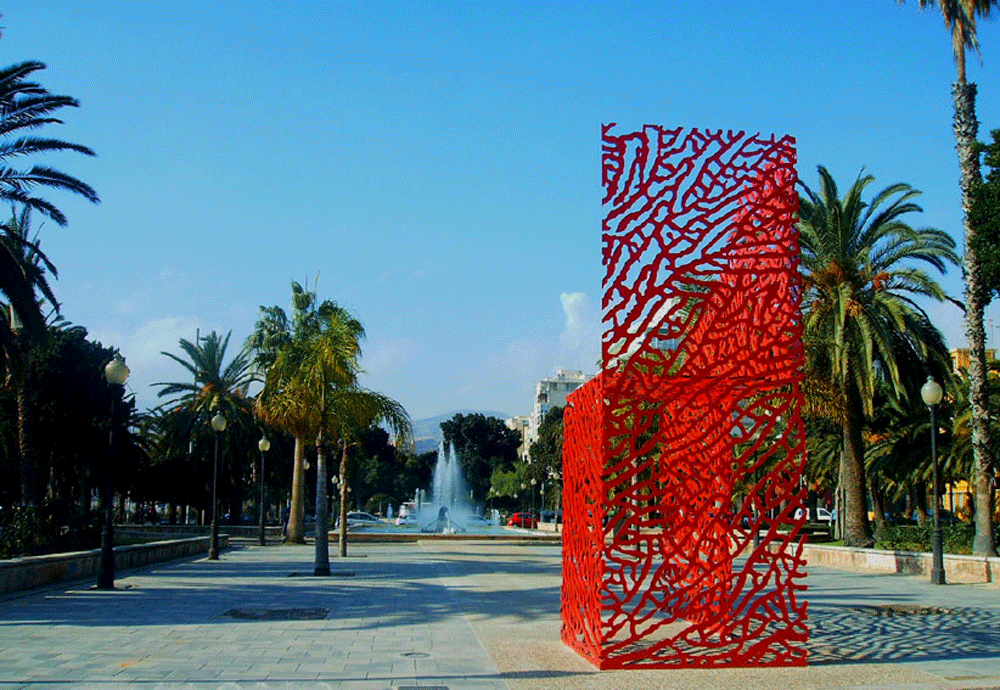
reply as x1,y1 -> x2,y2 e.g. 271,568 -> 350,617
0,206 -> 58,504
798,166 -> 959,546
903,0 -> 998,555
329,387 -> 410,561
258,304 -> 411,572
257,304 -> 360,571
248,280 -> 348,543
154,331 -> 255,524
0,61 -> 99,225
0,59 -> 98,504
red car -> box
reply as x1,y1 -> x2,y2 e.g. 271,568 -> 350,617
507,512 -> 538,528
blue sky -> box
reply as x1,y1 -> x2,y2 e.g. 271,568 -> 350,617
2,2 -> 998,419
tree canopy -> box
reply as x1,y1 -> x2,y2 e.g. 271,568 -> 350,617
970,129 -> 1000,302
440,413 -> 521,505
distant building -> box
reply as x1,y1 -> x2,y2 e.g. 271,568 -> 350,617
526,369 -> 592,461
505,415 -> 531,463
949,348 -> 997,372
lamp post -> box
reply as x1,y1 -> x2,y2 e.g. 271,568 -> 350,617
257,436 -> 270,546
520,483 -> 527,512
208,412 -> 226,560
921,376 -> 946,585
531,478 -> 537,516
98,354 -> 129,590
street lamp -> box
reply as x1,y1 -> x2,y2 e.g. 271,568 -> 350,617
257,436 -> 271,547
521,483 -> 527,512
921,376 -> 945,585
208,412 -> 227,560
98,354 -> 129,590
531,478 -> 537,516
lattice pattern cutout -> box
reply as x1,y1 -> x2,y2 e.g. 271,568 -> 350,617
561,125 -> 809,669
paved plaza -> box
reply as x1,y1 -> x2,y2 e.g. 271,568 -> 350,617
1,538 -> 999,690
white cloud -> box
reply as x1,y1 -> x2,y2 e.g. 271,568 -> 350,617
363,337 -> 419,379
558,291 -> 601,372
89,315 -> 204,411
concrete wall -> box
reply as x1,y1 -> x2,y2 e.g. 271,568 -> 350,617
799,542 -> 1000,584
117,524 -> 283,540
0,535 -> 228,595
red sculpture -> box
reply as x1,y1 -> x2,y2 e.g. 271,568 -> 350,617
561,125 -> 808,668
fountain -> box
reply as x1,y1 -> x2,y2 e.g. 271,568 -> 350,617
419,441 -> 475,533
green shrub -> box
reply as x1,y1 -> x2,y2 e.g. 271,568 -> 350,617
875,521 -> 981,555
0,504 -> 57,558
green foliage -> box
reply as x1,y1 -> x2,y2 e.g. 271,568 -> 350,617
153,330 -> 257,523
798,165 -> 958,546
529,406 -> 563,472
874,521 -> 990,555
364,493 -> 393,516
350,427 -> 416,509
0,61 -> 99,226
970,129 -> 1000,303
0,206 -> 58,349
799,166 -> 958,415
441,413 -> 521,504
0,324 -> 143,528
0,504 -> 55,557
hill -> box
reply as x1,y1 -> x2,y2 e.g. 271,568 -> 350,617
410,409 -> 512,454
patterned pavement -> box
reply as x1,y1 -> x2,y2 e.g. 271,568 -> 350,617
0,538 -> 998,690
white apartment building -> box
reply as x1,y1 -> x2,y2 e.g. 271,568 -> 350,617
504,415 -> 531,463
525,369 -> 592,461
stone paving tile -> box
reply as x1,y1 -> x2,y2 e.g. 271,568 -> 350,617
4,539 -> 1000,689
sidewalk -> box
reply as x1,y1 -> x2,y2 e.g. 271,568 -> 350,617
0,538 -> 998,689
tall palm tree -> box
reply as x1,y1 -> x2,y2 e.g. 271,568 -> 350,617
155,331 -> 254,418
903,0 -> 998,555
0,61 -> 99,225
0,59 -> 97,503
0,207 -> 57,504
258,305 -> 363,572
798,166 -> 959,546
258,303 -> 411,571
154,331 -> 255,523
248,280 -> 348,543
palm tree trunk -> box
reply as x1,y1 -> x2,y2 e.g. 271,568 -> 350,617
869,475 -> 886,539
842,388 -> 872,547
954,79 -> 997,556
338,442 -> 349,558
313,430 -> 330,576
16,380 -> 37,506
286,435 -> 306,543
12,331 -> 38,506
913,483 -> 928,525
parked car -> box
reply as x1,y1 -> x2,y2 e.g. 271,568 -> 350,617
465,514 -> 493,527
507,512 -> 538,529
395,514 -> 417,526
793,508 -> 833,525
907,509 -> 961,526
337,511 -> 384,528
539,510 -> 563,524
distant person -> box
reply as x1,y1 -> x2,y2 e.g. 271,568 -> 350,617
281,506 -> 290,537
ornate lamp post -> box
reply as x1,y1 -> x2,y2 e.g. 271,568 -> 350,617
98,354 -> 129,590
257,436 -> 271,546
921,376 -> 946,585
208,412 -> 227,560
520,483 -> 527,512
531,478 -> 537,516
